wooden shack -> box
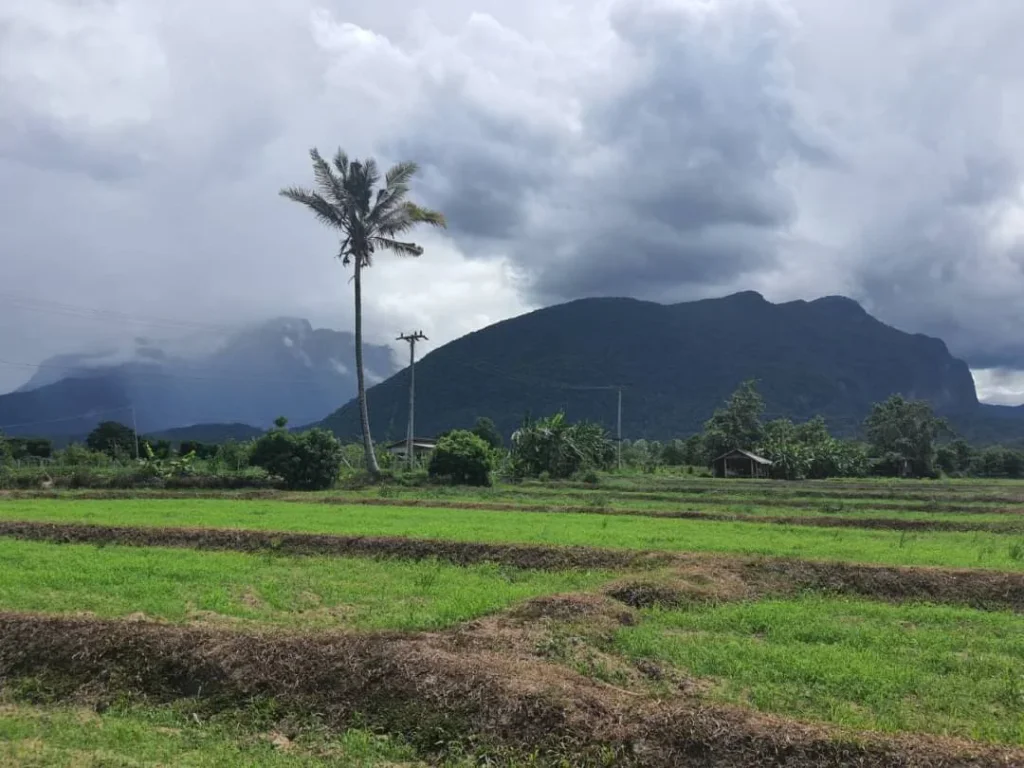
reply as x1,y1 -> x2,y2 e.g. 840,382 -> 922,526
385,437 -> 437,460
712,449 -> 773,479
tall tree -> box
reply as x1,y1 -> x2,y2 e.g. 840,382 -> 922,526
702,379 -> 765,460
281,149 -> 445,476
86,421 -> 137,459
470,417 -> 504,450
864,395 -> 947,477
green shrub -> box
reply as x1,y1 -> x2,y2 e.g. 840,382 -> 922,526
58,444 -> 114,467
510,413 -> 613,479
394,468 -> 431,487
428,430 -> 492,486
250,427 -> 343,491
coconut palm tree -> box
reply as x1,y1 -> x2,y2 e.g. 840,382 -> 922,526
281,149 -> 445,476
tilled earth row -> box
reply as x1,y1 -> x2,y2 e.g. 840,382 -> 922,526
2,520 -> 1023,611
5,490 -> 1024,528
0,608 -> 1021,767
525,480 -> 1024,504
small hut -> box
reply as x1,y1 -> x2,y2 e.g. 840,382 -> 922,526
713,449 -> 773,479
385,437 -> 437,460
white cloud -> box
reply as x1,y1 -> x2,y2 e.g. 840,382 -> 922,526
972,369 -> 1024,407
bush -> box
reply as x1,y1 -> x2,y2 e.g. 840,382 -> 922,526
394,468 -> 430,487
250,427 -> 343,491
0,465 -> 273,491
509,413 -> 614,480
428,430 -> 492,486
212,439 -> 253,471
57,444 -> 114,467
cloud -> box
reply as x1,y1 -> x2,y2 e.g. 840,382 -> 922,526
1,0 -> 1024,404
972,369 -> 1024,407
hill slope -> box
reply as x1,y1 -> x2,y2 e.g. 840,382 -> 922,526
319,292 -> 1022,442
0,319 -> 396,438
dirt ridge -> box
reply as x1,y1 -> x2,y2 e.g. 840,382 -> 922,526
0,520 -> 668,571
0,612 -> 1020,767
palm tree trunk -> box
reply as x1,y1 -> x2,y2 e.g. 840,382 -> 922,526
353,257 -> 381,477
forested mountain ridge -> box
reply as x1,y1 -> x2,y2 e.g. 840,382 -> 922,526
319,291 -> 1021,443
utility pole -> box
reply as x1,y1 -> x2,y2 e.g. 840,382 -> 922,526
130,404 -> 140,460
617,388 -> 622,471
397,331 -> 428,469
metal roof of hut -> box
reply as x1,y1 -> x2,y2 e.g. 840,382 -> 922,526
713,448 -> 773,465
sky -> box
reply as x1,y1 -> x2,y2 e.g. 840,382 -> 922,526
2,0 -> 1024,403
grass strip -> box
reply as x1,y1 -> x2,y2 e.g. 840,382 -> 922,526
613,596 -> 1024,745
6,521 -> 1024,611
2,498 -> 1024,571
0,538 -> 610,631
0,701 -> 427,767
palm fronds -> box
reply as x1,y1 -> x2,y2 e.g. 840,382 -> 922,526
280,148 -> 443,267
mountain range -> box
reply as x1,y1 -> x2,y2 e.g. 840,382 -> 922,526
5,293 -> 1024,446
0,318 -> 396,439
319,292 -> 1024,444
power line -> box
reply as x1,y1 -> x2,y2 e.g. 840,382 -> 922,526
0,292 -> 241,334
452,359 -> 626,453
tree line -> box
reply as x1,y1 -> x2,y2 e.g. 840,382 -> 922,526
618,380 -> 1024,479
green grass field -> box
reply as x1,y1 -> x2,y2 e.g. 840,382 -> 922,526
0,701 -> 430,767
3,498 -> 1023,570
3,480 -> 1024,762
612,596 -> 1024,745
0,538 -> 609,630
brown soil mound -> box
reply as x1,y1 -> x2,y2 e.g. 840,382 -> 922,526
738,558 -> 1024,611
0,613 -> 1019,767
0,520 -> 669,571
599,556 -> 1024,613
509,594 -> 636,624
606,582 -> 688,609
755,515 -> 1024,533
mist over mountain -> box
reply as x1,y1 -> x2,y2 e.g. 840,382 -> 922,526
0,318 -> 397,438
320,292 -> 1024,444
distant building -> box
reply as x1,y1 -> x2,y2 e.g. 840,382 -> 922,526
384,437 -> 437,459
712,449 -> 773,479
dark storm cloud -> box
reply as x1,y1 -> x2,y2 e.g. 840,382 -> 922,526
409,146 -> 549,240
0,122 -> 146,181
382,0 -> 1024,377
389,75 -> 564,242
401,0 -> 808,301
534,227 -> 776,304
